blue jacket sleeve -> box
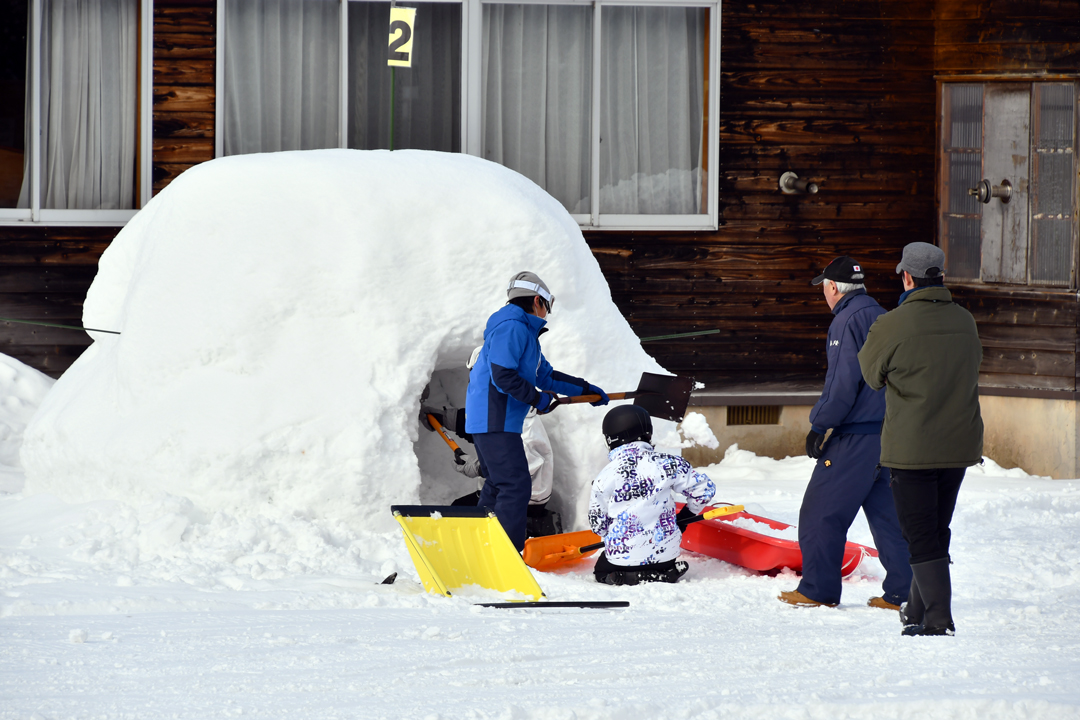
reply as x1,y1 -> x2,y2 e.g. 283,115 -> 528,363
808,315 -> 863,432
536,357 -> 588,397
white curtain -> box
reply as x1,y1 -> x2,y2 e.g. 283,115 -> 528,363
600,7 -> 705,215
224,0 -> 340,155
482,5 -> 592,215
348,2 -> 460,151
18,0 -> 137,210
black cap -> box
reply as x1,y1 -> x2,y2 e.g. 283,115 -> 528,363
812,256 -> 865,286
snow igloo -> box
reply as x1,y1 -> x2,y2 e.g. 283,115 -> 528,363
21,150 -> 669,532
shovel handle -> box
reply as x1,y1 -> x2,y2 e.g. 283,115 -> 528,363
551,505 -> 746,560
555,391 -> 635,407
427,414 -> 467,465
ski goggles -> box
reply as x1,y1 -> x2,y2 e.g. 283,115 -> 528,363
508,279 -> 555,311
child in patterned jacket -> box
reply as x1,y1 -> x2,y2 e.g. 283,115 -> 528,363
588,405 -> 717,585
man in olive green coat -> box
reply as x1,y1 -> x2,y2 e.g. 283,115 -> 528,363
857,241 -> 983,637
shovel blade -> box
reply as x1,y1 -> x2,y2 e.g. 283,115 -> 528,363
633,372 -> 695,422
522,529 -> 602,571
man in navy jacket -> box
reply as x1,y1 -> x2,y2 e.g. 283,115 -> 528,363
465,271 -> 608,550
779,257 -> 912,609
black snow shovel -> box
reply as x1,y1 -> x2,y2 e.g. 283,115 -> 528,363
549,372 -> 695,422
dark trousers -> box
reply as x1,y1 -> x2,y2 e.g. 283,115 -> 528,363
888,467 -> 966,565
473,432 -> 532,551
796,433 -> 912,605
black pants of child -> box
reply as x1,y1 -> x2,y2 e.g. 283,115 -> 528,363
593,552 -> 688,586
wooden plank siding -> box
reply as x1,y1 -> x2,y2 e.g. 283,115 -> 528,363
586,0 -> 938,386
152,0 -> 216,196
0,227 -> 115,377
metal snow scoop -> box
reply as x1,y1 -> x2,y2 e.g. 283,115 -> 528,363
549,372 -> 695,422
522,505 -> 745,571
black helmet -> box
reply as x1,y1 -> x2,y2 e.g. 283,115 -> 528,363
602,405 -> 652,449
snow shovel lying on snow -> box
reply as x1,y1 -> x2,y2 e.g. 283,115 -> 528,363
548,372 -> 695,422
522,505 -> 745,571
391,505 -> 629,609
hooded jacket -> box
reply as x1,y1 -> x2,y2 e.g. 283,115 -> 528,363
857,286 -> 983,469
465,304 -> 587,434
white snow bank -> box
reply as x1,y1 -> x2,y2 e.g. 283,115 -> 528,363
20,150 -> 665,531
0,354 -> 54,493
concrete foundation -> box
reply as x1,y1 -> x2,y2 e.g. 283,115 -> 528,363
978,395 -> 1077,479
681,393 -> 1078,479
681,404 -> 814,467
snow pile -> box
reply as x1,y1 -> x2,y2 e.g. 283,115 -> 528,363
0,354 -> 54,493
20,150 -> 665,532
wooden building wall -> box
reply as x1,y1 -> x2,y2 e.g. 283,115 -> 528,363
586,0 -> 938,388
1,0 -> 1076,390
152,0 -> 216,195
0,227 -> 112,375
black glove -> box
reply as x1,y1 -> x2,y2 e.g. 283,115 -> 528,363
420,406 -> 444,431
675,505 -> 697,528
806,429 -> 826,459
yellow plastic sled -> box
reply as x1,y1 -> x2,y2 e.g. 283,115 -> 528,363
391,505 -> 545,601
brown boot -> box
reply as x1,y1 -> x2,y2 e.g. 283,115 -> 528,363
867,596 -> 901,611
778,590 -> 838,608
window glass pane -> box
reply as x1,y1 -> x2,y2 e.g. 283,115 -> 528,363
30,0 -> 137,209
481,4 -> 591,214
600,6 -> 705,215
941,84 -> 983,281
224,0 -> 341,155
348,1 -> 460,152
0,0 -> 28,208
1030,83 -> 1076,287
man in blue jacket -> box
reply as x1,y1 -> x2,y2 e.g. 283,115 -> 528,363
465,271 -> 609,550
779,257 -> 912,609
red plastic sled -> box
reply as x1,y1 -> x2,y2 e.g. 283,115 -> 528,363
679,504 -> 878,576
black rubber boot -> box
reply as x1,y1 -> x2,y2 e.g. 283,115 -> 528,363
902,558 -> 954,636
898,575 -> 924,631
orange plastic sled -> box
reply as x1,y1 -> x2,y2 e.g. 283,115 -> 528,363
678,503 -> 878,576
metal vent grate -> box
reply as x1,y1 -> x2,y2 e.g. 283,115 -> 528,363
726,405 -> 781,426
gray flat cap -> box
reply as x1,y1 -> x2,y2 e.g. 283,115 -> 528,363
896,242 -> 946,279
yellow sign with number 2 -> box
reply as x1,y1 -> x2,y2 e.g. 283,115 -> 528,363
388,7 -> 417,68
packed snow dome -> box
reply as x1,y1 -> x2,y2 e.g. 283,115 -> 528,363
21,150 -> 666,531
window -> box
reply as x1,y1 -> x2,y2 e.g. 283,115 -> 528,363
0,0 -> 153,225
940,81 -> 1079,288
218,0 -> 719,230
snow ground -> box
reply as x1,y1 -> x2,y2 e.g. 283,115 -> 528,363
3,447 -> 1078,720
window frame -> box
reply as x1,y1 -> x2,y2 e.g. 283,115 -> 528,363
0,0 -> 154,227
215,0 -> 721,231
937,77 -> 1080,290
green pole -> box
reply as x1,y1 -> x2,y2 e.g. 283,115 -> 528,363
0,316 -> 120,335
639,329 -> 720,342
